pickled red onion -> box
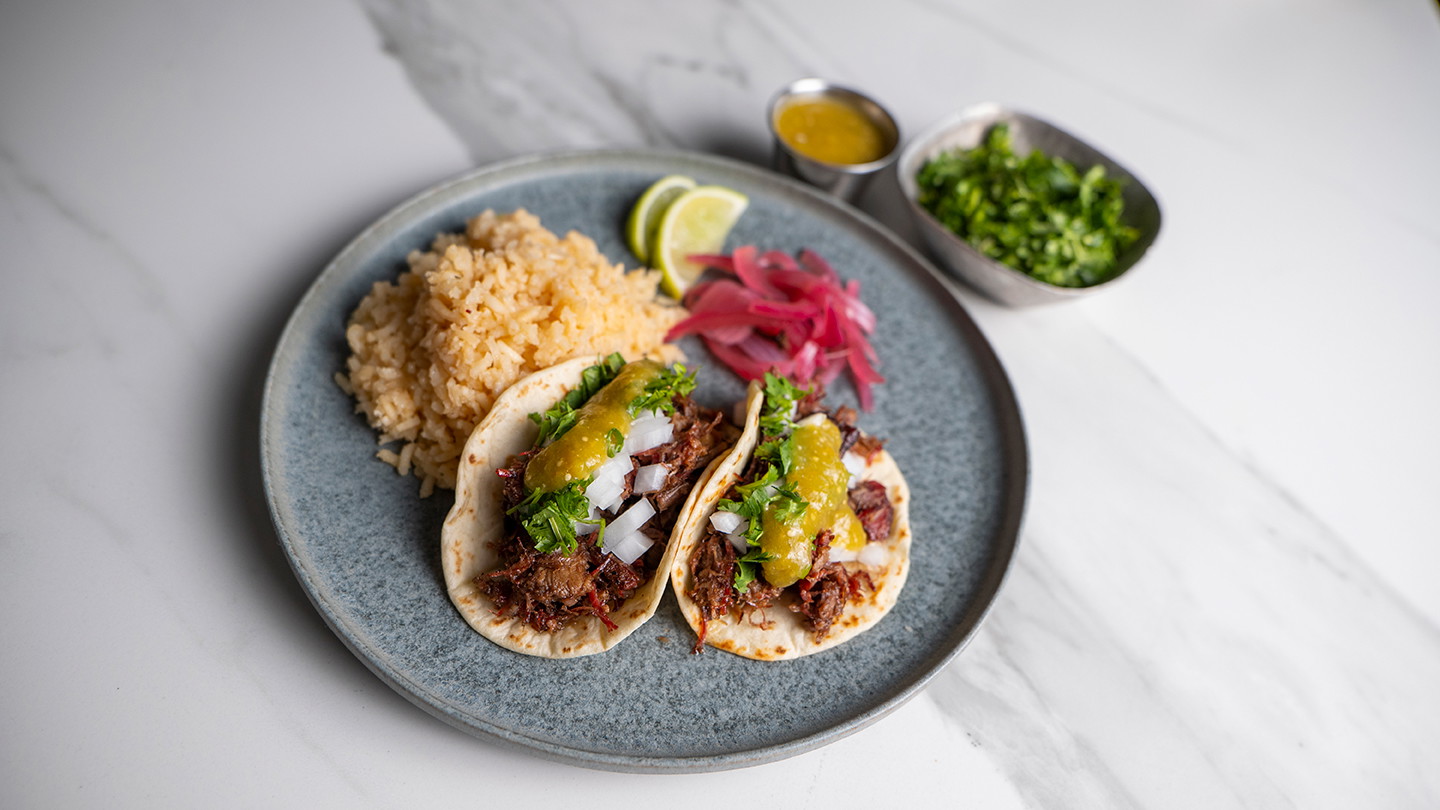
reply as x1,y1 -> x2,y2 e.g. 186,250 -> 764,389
665,246 -> 883,409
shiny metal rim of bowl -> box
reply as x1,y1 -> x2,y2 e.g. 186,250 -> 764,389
896,102 -> 1163,305
767,77 -> 902,174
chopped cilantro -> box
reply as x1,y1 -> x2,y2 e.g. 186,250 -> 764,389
770,481 -> 809,523
716,375 -> 814,594
733,548 -> 777,594
507,479 -> 592,555
754,435 -> 796,476
718,466 -> 781,544
759,372 -> 808,437
529,353 -> 626,446
915,123 -> 1140,288
629,363 -> 697,416
605,427 -> 624,457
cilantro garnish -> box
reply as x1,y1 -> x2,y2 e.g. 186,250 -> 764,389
507,479 -> 592,555
770,481 -> 809,522
753,435 -> 796,476
605,427 -> 624,457
733,549 -> 777,594
629,363 -> 697,416
758,372 -> 808,437
716,465 -> 809,547
529,353 -> 626,446
915,123 -> 1140,288
716,373 -> 814,596
718,465 -> 781,544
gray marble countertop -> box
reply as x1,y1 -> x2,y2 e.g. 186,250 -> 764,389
3,0 -> 1438,806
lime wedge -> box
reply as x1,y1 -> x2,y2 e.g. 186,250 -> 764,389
652,185 -> 749,299
626,174 -> 696,265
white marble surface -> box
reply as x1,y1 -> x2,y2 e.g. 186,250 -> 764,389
3,0 -> 1438,806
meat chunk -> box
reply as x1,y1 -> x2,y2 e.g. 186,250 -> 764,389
789,530 -> 871,640
687,532 -> 736,653
848,480 -> 894,544
517,552 -> 590,605
790,567 -> 851,639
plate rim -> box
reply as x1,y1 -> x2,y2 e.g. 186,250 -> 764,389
260,147 -> 1028,773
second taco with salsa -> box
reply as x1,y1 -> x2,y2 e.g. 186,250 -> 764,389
671,373 -> 911,660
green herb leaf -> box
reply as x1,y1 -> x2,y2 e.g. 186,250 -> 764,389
717,465 -> 780,544
508,479 -> 592,555
758,372 -> 808,437
628,363 -> 697,416
915,123 -> 1139,288
732,549 -> 777,594
529,353 -> 626,445
754,435 -> 796,476
605,427 -> 624,457
733,560 -> 758,594
770,481 -> 809,523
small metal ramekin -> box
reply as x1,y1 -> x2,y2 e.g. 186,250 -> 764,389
767,78 -> 901,203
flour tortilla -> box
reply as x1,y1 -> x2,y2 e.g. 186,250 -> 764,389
670,380 -> 912,660
441,355 -> 715,658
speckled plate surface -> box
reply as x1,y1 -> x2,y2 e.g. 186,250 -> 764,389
260,149 -> 1027,773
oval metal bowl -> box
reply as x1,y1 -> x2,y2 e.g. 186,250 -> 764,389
897,103 -> 1162,306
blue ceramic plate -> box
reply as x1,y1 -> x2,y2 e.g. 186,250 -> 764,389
261,150 -> 1026,772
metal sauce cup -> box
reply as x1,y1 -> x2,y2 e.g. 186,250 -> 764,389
767,78 -> 901,203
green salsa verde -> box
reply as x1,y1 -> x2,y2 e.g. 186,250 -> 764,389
524,360 -> 665,493
758,416 -> 866,588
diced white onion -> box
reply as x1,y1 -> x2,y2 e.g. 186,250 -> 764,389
624,424 -> 673,455
585,452 -> 633,513
606,496 -> 656,542
829,544 -> 859,563
858,542 -> 889,567
842,451 -> 867,487
593,451 -> 633,486
631,408 -> 665,426
585,477 -> 625,514
632,463 -> 668,494
624,411 -> 674,454
726,533 -> 749,554
794,412 -> 826,429
605,530 -> 653,565
709,510 -> 748,535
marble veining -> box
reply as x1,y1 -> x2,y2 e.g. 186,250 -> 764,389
0,142 -> 195,356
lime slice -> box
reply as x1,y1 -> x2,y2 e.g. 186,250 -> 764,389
626,174 -> 696,265
652,185 -> 749,299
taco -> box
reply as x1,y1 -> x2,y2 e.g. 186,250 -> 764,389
671,373 -> 911,660
442,353 -> 739,658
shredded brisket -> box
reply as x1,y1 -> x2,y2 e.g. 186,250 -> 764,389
631,396 -> 739,522
789,530 -> 874,640
687,529 -> 784,653
687,533 -> 736,652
